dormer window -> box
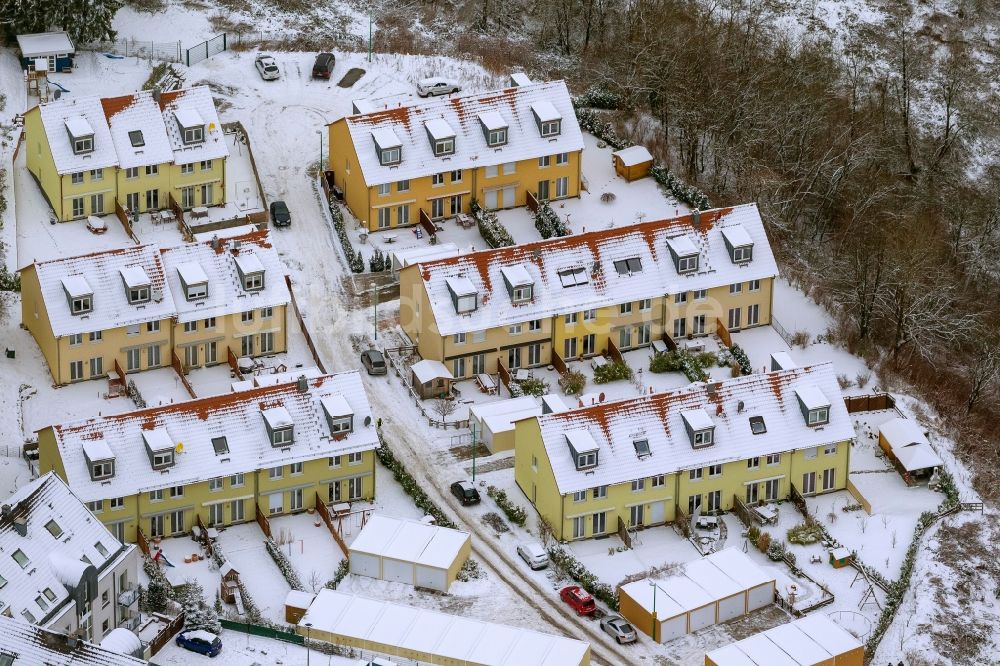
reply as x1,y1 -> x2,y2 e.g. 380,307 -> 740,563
62,276 -> 93,315
531,102 -> 562,137
234,254 -> 266,292
478,111 -> 508,147
262,407 -> 295,447
722,225 -> 754,264
795,386 -> 831,427
681,408 -> 715,449
446,276 -> 477,314
83,436 -> 115,480
613,257 -> 642,275
321,395 -> 354,435
565,429 -> 599,471
425,118 -> 456,157
142,428 -> 176,470
372,128 -> 402,166
174,109 -> 206,145
667,236 -> 700,274
501,265 -> 533,304
177,263 -> 209,301
120,266 -> 151,305
633,439 -> 651,458
65,116 -> 95,155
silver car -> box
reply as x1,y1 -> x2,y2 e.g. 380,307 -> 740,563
600,614 -> 637,644
417,77 -> 461,97
255,55 -> 279,81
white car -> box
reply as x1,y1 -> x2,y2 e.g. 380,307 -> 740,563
255,55 -> 279,81
516,542 -> 549,570
417,77 -> 461,97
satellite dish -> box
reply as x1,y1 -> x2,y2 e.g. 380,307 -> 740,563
175,442 -> 184,454
208,122 -> 217,132
364,415 -> 372,427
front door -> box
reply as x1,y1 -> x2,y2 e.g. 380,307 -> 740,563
629,504 -> 644,528
592,511 -> 606,535
802,472 -> 816,495
502,186 -> 515,208
508,347 -> 521,369
146,189 -> 159,210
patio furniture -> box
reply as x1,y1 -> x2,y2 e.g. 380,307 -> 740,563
157,209 -> 176,225
514,368 -> 531,381
476,373 -> 497,394
695,516 -> 718,530
331,502 -> 351,517
753,503 -> 779,524
191,206 -> 209,219
456,213 -> 474,229
384,233 -> 397,244
651,339 -> 668,355
590,356 -> 609,371
86,215 -> 107,234
681,339 -> 706,353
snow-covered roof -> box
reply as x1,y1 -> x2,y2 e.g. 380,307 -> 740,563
193,224 -> 258,243
0,616 -> 145,665
704,548 -> 776,589
158,231 -> 289,323
101,90 -> 174,169
100,627 -> 143,656
469,396 -> 541,435
391,243 -> 460,270
413,204 -> 778,336
158,87 -> 228,165
721,224 -> 753,248
352,99 -> 379,115
0,473 -> 132,630
119,265 -> 149,289
879,418 -> 943,471
500,263 -> 533,287
533,363 -> 852,495
794,384 -> 830,411
666,234 -> 699,257
565,428 -> 599,454
681,408 -> 714,432
478,110 -> 507,131
509,72 -> 533,87
38,96 -> 119,174
342,81 -> 583,186
445,275 -> 476,297
424,118 -> 455,141
81,436 -> 114,462
285,589 -> 316,609
350,515 -> 470,570
45,372 -> 378,502
261,406 -> 294,429
32,245 -> 174,337
411,359 -> 454,384
706,614 -> 862,664
770,351 -> 796,370
612,145 -> 653,167
530,100 -> 561,123
299,590 -> 590,666
321,394 -> 353,417
16,31 -> 75,57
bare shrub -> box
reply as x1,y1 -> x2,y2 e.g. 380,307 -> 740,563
837,374 -> 852,389
791,330 -> 811,347
856,370 -> 872,388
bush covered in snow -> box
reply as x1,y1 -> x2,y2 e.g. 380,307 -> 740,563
376,433 -> 458,529
329,202 -> 365,273
559,369 -> 586,395
180,579 -> 222,635
456,559 -> 485,581
728,344 -> 753,375
325,559 -> 350,590
534,201 -> 569,239
471,200 -> 514,248
547,545 -> 619,611
573,86 -> 625,110
265,537 -> 304,591
486,486 -> 527,527
593,361 -> 633,384
516,376 -> 549,397
368,248 -> 389,272
141,558 -> 174,614
648,349 -> 714,382
787,522 -> 824,545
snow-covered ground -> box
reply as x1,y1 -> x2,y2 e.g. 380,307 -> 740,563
150,627 -> 360,665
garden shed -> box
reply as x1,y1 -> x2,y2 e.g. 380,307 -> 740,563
298,589 -> 591,666
16,32 -> 75,72
878,417 -> 943,479
469,396 -> 541,453
348,515 -> 471,592
612,145 -> 653,181
705,613 -> 863,666
410,359 -> 454,400
619,548 -> 776,643
285,590 -> 316,623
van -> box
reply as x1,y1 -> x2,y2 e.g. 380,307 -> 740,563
516,542 -> 549,570
312,52 -> 335,79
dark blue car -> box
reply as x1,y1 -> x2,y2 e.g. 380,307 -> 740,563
175,630 -> 222,657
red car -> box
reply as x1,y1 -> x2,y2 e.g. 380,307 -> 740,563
559,586 -> 597,616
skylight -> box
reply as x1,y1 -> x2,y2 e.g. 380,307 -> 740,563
94,541 -> 109,557
558,266 -> 588,287
613,257 -> 642,275
128,130 -> 145,147
11,549 -> 29,569
633,439 -> 651,458
45,519 -> 63,539
749,416 -> 766,434
212,436 -> 229,455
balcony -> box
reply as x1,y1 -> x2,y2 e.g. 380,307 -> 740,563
118,587 -> 139,607
120,613 -> 141,632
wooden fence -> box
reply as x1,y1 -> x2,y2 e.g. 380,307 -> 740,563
227,347 -> 244,381
285,275 -> 328,373
526,190 -> 539,214
315,492 -> 350,558
147,611 -> 185,656
551,349 -> 567,374
607,338 -> 623,364
114,198 -> 140,244
843,393 -> 896,413
731,494 -> 754,528
170,350 -> 198,398
674,503 -> 690,538
716,319 -> 733,347
136,526 -> 150,558
255,502 -> 272,539
195,514 -> 214,559
497,359 -> 512,393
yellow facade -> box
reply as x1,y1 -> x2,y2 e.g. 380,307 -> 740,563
171,306 -> 288,371
24,105 -> 227,222
513,417 -> 850,542
328,117 -> 582,232
400,272 -> 775,379
37,424 -> 376,545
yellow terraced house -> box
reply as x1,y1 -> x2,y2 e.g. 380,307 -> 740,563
514,362 -> 853,542
19,230 -> 289,385
399,204 -> 777,379
36,371 -> 379,545
328,78 -> 583,231
24,85 -> 228,221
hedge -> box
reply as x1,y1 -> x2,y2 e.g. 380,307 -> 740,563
329,201 -> 364,273
325,559 -> 350,589
534,200 -> 569,239
547,544 -> 619,611
471,200 -> 514,248
729,344 -> 753,375
648,349 -> 714,382
265,537 -> 304,591
593,361 -> 632,384
375,433 -> 457,529
486,485 -> 527,527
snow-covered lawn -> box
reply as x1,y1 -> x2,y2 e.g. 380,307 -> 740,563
214,521 -> 290,623
149,627 -> 360,665
268,512 -> 345,591
153,534 -> 221,598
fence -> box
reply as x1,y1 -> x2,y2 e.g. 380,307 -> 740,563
0,444 -> 22,458
716,319 -> 733,347
223,122 -> 269,227
83,38 -> 182,63
170,351 -> 198,399
186,33 -> 227,67
771,316 -> 794,347
255,502 -> 272,539
285,275 -> 328,373
220,619 -> 304,644
114,198 -> 140,244
147,612 -> 185,656
843,393 -> 896,413
314,492 -> 350,558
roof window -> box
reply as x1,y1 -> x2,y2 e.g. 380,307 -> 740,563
749,416 -> 767,434
45,519 -> 63,538
633,439 -> 651,458
11,549 -> 29,569
212,436 -> 229,455
128,130 -> 145,147
613,257 -> 642,275
558,266 -> 589,287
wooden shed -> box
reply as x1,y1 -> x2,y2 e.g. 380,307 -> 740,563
877,417 -> 943,480
410,359 -> 454,400
285,590 -> 316,624
16,32 -> 75,73
612,145 -> 654,182
829,546 -> 852,569
219,561 -> 240,604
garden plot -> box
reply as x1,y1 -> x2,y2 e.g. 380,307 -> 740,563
126,366 -> 197,407
151,534 -> 221,597
215,521 -> 291,623
150,627 -> 360,666
268,512 -> 345,590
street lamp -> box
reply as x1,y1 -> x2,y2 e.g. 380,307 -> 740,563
317,130 -> 324,174
371,284 -> 379,340
304,622 -> 312,666
648,580 -> 658,643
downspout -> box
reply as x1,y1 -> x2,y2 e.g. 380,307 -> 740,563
768,275 -> 775,326
56,336 -> 62,384
60,174 -> 64,220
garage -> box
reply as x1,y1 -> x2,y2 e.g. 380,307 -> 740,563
617,581 -> 686,644
705,548 -> 777,613
683,558 -> 746,623
348,515 -> 471,593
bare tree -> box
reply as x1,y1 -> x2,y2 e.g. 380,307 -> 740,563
431,398 -> 458,422
967,334 -> 1000,413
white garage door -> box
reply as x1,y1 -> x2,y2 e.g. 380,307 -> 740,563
382,558 -> 414,585
716,593 -> 746,623
414,565 -> 447,592
349,552 -> 381,579
747,583 -> 774,612
688,604 -> 716,632
658,615 -> 686,643
502,186 -> 515,208
484,189 -> 498,210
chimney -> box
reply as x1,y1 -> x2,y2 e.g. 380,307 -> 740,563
211,234 -> 220,251
691,208 -> 701,229
296,375 -> 308,393
152,87 -> 161,104
13,516 -> 27,537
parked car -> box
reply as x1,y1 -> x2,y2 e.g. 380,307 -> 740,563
559,586 -> 597,616
269,200 -> 291,227
600,614 -> 637,644
176,630 -> 222,657
450,480 -> 481,505
516,542 -> 549,570
417,77 -> 461,97
312,52 -> 335,79
360,349 -> 387,375
254,54 -> 279,80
